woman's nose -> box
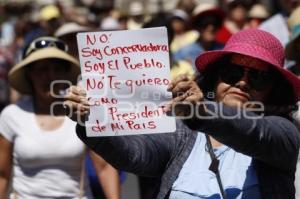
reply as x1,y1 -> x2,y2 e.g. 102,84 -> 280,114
235,71 -> 251,91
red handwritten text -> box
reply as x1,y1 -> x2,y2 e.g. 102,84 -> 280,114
87,97 -> 118,106
84,60 -> 119,74
108,106 -> 166,121
123,57 -> 164,69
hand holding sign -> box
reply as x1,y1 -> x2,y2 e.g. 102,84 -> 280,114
64,85 -> 90,123
76,27 -> 176,136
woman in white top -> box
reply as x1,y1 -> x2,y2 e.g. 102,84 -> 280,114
0,37 -> 120,199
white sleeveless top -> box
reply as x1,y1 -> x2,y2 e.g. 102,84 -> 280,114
0,97 -> 93,198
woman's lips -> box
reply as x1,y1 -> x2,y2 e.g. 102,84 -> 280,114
228,91 -> 250,100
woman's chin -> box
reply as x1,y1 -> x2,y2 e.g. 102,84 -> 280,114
222,96 -> 248,108
224,101 -> 244,108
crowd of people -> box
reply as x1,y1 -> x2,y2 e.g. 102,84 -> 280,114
1,0 -> 300,198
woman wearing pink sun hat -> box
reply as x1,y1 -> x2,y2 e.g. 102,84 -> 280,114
65,28 -> 300,199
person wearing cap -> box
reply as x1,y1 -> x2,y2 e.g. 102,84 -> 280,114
55,22 -> 91,59
39,4 -> 62,36
0,37 -> 120,199
169,9 -> 199,53
127,1 -> 145,30
65,29 -> 300,198
172,3 -> 225,71
247,4 -> 270,28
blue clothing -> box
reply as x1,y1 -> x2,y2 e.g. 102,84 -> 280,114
170,133 -> 260,199
85,154 -> 126,198
77,102 -> 300,199
172,42 -> 224,70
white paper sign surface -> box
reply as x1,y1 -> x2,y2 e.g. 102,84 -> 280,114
77,27 -> 176,136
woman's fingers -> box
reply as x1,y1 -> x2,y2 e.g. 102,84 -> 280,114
167,74 -> 190,91
171,81 -> 203,102
166,77 -> 204,117
68,85 -> 86,97
64,86 -> 90,122
63,100 -> 89,112
168,76 -> 201,97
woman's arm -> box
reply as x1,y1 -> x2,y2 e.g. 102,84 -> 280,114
0,134 -> 13,198
166,75 -> 300,171
77,125 -> 175,176
185,102 -> 300,171
89,150 -> 121,199
64,86 -> 176,176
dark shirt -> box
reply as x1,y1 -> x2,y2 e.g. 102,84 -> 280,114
76,102 -> 300,199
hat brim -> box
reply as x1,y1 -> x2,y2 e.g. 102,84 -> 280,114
55,26 -> 90,38
9,47 -> 80,95
196,49 -> 300,101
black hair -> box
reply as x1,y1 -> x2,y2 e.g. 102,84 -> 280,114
142,12 -> 175,45
263,69 -> 297,118
193,14 -> 223,31
196,55 -> 229,99
228,0 -> 250,10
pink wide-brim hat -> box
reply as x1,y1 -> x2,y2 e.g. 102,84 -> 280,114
195,28 -> 300,101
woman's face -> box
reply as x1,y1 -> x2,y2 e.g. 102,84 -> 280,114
215,55 -> 274,108
200,24 -> 219,43
27,59 -> 71,100
229,5 -> 247,24
171,18 -> 186,35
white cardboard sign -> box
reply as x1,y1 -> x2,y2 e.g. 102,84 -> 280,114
77,27 -> 176,136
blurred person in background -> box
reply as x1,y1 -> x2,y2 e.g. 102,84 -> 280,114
22,4 -> 63,51
216,0 -> 249,44
55,22 -> 91,59
275,0 -> 300,16
38,4 -> 63,36
0,37 -> 120,199
176,0 -> 197,17
285,6 -> 300,77
247,4 -> 270,28
169,9 -> 198,54
63,7 -> 94,28
143,12 -> 194,81
127,1 -> 146,30
0,47 -> 13,112
172,3 -> 225,71
0,3 -> 33,106
99,8 -> 128,31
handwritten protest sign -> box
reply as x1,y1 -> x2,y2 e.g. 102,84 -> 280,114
77,27 -> 176,137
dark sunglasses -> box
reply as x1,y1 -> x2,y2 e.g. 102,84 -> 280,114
24,37 -> 68,58
219,64 -> 274,91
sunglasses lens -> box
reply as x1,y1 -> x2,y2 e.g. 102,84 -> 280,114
248,70 -> 273,91
35,40 -> 66,51
35,40 -> 51,48
220,65 -> 244,85
220,64 -> 273,91
54,41 -> 67,51
25,38 -> 68,58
